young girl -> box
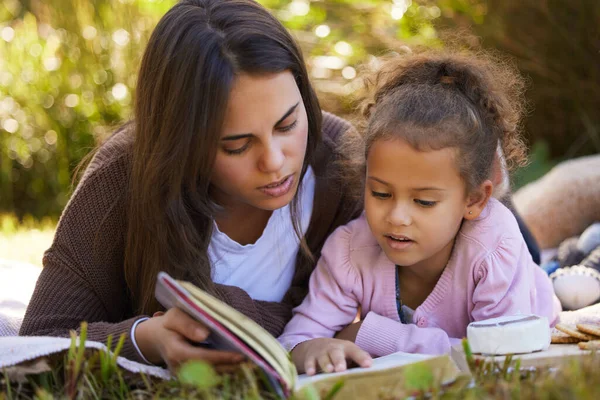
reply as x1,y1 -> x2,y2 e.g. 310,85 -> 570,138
278,51 -> 562,375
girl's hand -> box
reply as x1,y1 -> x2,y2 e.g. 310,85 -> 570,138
291,338 -> 372,376
134,308 -> 244,371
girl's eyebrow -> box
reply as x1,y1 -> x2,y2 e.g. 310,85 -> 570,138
413,187 -> 446,191
367,176 -> 390,186
221,102 -> 300,141
368,176 -> 446,192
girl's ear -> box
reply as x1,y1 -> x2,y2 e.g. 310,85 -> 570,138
464,180 -> 493,220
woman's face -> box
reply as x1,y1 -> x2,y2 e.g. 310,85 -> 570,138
210,71 -> 309,213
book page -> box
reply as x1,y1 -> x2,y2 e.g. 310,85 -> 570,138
294,353 -> 461,398
296,351 -> 433,388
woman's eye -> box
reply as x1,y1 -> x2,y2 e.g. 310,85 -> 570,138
278,120 -> 298,132
415,199 -> 437,207
371,191 -> 391,199
224,143 -> 250,155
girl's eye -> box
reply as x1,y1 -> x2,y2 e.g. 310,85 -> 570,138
224,142 -> 250,155
415,199 -> 437,207
278,120 -> 298,132
371,191 -> 391,199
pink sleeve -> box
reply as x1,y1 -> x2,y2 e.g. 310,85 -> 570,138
278,225 -> 361,351
471,235 -> 560,324
356,312 -> 460,356
471,236 -> 535,319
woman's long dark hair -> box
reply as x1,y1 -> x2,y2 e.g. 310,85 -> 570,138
126,0 -> 322,314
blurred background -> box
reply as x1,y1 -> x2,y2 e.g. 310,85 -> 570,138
1,0 -> 599,266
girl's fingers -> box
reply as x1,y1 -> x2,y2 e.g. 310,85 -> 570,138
163,308 -> 210,342
328,347 -> 348,372
317,353 -> 334,373
304,355 -> 317,376
346,345 -> 373,368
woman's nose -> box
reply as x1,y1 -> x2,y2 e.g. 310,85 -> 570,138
258,141 -> 285,173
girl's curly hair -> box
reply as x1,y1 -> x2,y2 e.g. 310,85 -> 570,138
341,48 -> 529,196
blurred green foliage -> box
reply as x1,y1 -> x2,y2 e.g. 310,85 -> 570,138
0,0 -> 446,219
436,0 -> 600,160
0,0 -> 597,220
512,141 -> 556,190
0,0 -> 172,219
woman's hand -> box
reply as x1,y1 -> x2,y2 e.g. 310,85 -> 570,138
134,308 -> 244,371
291,338 -> 372,376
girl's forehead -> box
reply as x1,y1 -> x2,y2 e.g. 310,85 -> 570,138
367,139 -> 463,189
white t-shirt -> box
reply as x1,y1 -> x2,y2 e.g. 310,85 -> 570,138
208,167 -> 316,302
132,168 -> 316,363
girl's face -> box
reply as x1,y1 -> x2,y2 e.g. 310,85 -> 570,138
211,71 -> 309,213
364,138 -> 484,271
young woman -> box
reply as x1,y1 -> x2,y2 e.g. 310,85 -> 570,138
20,0 -> 361,371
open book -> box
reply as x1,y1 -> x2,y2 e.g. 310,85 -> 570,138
155,272 -> 461,398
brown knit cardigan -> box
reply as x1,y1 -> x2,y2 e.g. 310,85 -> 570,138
19,112 -> 362,363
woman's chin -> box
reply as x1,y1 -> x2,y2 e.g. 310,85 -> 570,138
256,192 -> 296,211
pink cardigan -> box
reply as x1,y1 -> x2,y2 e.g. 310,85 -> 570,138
278,198 -> 561,356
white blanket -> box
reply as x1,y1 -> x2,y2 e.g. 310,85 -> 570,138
0,336 -> 170,379
0,259 -> 41,336
0,259 -> 170,378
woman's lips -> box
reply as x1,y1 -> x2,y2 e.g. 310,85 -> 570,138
259,174 -> 294,198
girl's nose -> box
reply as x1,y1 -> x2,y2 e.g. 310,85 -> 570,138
386,203 -> 412,226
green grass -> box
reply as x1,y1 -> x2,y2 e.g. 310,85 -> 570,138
0,323 -> 287,400
3,329 -> 600,400
0,214 -> 55,267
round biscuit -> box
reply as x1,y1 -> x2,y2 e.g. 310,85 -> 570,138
556,323 -> 598,341
551,328 -> 582,344
552,335 -> 582,344
576,324 -> 600,337
578,340 -> 600,350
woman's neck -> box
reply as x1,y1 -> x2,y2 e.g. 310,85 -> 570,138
214,204 -> 273,246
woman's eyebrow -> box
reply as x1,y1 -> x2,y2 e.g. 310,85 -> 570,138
221,102 -> 300,141
274,102 -> 300,126
222,133 -> 252,141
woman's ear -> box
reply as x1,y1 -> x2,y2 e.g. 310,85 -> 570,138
464,180 -> 493,220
